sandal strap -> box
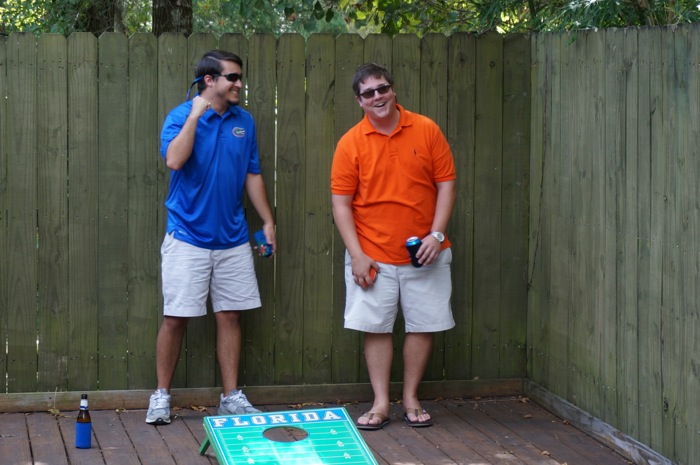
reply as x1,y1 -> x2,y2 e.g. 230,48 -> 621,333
405,408 -> 426,416
362,412 -> 389,422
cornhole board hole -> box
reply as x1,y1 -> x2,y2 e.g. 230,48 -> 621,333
199,406 -> 378,464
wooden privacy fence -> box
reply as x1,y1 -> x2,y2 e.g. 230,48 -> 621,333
5,22 -> 700,465
529,25 -> 700,464
0,32 -> 531,394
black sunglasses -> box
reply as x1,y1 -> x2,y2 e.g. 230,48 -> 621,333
186,73 -> 244,99
212,72 -> 243,83
359,83 -> 392,99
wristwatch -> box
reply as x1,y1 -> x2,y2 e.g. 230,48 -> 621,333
430,231 -> 445,244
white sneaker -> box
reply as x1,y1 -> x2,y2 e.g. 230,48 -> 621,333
218,389 -> 260,415
146,388 -> 171,425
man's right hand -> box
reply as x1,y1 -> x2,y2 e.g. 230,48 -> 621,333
190,95 -> 212,118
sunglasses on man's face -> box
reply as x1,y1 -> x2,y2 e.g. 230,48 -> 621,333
213,72 -> 243,83
359,83 -> 392,100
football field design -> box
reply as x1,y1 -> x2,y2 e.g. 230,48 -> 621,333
199,407 -> 378,464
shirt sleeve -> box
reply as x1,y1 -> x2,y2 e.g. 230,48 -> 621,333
330,135 -> 359,196
430,122 -> 456,182
160,103 -> 189,159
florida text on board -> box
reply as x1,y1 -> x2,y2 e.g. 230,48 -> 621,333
208,408 -> 347,428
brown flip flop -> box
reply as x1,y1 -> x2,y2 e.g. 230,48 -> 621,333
403,408 -> 433,427
356,412 -> 390,430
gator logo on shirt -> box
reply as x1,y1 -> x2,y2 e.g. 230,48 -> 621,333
232,127 -> 246,137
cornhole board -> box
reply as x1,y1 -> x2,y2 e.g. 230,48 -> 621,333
199,407 -> 378,464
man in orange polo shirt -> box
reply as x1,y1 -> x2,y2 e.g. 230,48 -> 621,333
331,63 -> 456,430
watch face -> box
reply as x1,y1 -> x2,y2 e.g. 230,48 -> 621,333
432,232 -> 444,243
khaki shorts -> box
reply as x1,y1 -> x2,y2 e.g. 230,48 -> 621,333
161,233 -> 261,317
343,248 -> 455,333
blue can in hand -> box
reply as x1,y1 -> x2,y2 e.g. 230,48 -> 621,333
406,236 -> 422,267
254,229 -> 273,257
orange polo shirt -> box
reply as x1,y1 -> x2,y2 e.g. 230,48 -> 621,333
331,105 -> 456,265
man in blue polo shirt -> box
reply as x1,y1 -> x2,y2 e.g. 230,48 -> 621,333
146,50 -> 276,425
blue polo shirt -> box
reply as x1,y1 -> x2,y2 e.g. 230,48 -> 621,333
161,99 -> 262,249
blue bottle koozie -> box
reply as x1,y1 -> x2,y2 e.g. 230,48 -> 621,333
75,394 -> 91,449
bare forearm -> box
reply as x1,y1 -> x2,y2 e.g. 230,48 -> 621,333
331,195 -> 364,259
245,174 -> 274,226
166,96 -> 210,170
431,180 -> 456,233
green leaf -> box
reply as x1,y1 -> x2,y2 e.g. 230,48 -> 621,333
313,1 -> 325,20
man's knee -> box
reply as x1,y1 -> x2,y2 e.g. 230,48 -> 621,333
161,315 -> 190,332
215,310 -> 242,325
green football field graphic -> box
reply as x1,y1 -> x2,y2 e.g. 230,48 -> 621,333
199,407 -> 378,464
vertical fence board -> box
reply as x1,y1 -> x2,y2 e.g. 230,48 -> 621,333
605,26 -> 629,431
127,33 -> 160,389
420,33 -> 451,382
274,33 -> 306,386
393,34 -> 420,113
331,34 -> 365,384
472,32 -> 504,379
550,32 -> 572,398
638,27 -> 665,453
596,28 -> 616,422
67,33 -> 99,390
660,26 -> 680,461
36,34 -> 69,391
684,25 -> 700,465
364,34 -> 392,71
244,32 -> 277,387
571,29 -> 595,412
587,29 -> 607,420
678,27 -> 697,465
526,31 -> 546,385
6,33 -> 38,392
445,33 -> 476,381
97,33 -> 130,389
500,34 -> 530,379
303,34 -> 335,384
635,28 -> 654,447
0,35 -> 7,382
618,27 -> 640,436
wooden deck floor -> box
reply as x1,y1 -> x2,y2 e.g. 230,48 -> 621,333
2,396 -> 635,465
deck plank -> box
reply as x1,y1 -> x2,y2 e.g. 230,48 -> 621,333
476,398 -> 597,464
0,413 -> 33,464
90,409 -> 141,465
156,407 -> 215,465
2,397 -> 637,464
175,406 -> 218,464
118,407 -> 177,464
26,412 -> 69,465
441,399 -> 562,464
422,399 -> 529,464
479,398 -> 633,464
401,400 -> 523,464
390,407 -> 491,465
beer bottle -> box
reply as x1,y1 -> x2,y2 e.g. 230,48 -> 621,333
75,394 -> 92,449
